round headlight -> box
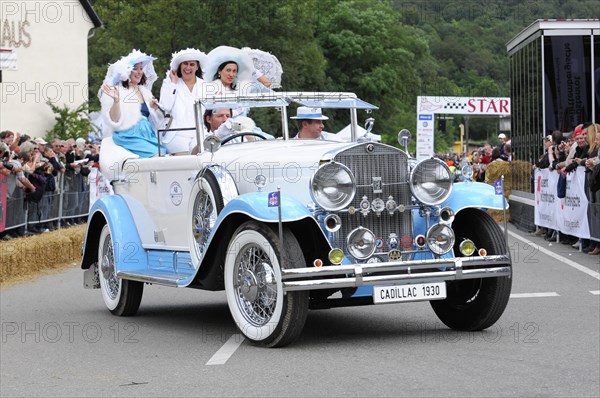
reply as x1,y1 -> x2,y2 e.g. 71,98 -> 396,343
410,158 -> 453,205
346,227 -> 376,260
426,224 -> 455,255
310,162 -> 356,211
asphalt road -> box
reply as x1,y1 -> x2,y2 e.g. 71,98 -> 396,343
1,224 -> 599,397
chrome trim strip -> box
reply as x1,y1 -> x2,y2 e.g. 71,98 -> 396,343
283,266 -> 511,292
281,254 -> 510,280
117,271 -> 188,287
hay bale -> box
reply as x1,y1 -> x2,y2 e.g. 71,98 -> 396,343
510,160 -> 534,192
485,160 -> 511,223
0,225 -> 86,285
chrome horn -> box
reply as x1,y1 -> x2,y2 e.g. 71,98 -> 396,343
324,214 -> 342,233
439,207 -> 455,224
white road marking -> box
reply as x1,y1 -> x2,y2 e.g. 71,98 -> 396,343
590,291 -> 600,295
508,230 -> 600,281
510,292 -> 560,298
206,334 -> 245,365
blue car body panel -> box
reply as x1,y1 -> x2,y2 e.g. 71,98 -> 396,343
89,195 -> 147,272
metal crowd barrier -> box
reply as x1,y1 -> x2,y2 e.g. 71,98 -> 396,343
1,171 -> 90,235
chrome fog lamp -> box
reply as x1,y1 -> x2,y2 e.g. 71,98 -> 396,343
328,248 -> 344,264
409,158 -> 453,205
346,227 -> 376,260
310,162 -> 356,211
459,239 -> 476,256
426,224 -> 455,255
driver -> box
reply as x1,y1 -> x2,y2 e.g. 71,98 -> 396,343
191,108 -> 231,154
213,115 -> 258,144
204,108 -> 231,134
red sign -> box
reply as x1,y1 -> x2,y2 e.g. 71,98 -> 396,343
467,98 -> 510,114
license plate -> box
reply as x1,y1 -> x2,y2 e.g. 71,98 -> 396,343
373,282 -> 446,304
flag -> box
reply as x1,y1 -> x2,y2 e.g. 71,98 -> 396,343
494,180 -> 503,195
268,191 -> 279,207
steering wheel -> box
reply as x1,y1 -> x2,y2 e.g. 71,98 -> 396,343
221,132 -> 268,145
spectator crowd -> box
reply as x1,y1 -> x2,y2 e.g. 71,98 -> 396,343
1,130 -> 100,240
531,123 -> 600,255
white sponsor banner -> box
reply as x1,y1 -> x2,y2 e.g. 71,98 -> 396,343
556,168 -> 590,239
88,168 -> 113,211
415,96 -> 510,162
534,168 -> 559,229
534,167 -> 590,239
416,112 -> 434,162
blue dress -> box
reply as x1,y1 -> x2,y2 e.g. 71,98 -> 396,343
112,103 -> 166,158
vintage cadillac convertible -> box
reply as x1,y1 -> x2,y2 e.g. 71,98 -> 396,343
81,92 -> 512,347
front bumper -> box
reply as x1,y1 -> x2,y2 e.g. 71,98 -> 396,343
282,255 -> 511,292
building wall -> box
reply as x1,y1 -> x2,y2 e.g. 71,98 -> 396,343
0,1 -> 95,138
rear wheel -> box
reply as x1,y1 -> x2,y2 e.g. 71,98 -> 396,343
224,221 -> 309,347
191,171 -> 224,258
430,208 -> 511,330
98,224 -> 143,316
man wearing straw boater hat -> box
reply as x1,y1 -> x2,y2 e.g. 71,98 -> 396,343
291,107 -> 334,140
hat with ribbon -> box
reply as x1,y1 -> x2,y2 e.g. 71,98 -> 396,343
103,49 -> 157,91
169,48 -> 208,74
290,107 -> 329,120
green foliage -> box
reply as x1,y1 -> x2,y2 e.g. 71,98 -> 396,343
45,101 -> 92,141
87,0 -> 592,144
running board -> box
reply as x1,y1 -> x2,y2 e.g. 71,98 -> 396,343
117,270 -> 193,287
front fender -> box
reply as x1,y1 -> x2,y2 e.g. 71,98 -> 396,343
441,181 -> 508,211
214,191 -> 313,225
80,195 -> 146,272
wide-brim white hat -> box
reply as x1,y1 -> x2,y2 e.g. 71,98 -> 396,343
170,48 -> 208,74
103,49 -> 157,91
204,46 -> 254,85
290,106 -> 329,120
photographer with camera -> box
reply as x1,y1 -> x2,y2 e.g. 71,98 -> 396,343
0,141 -> 36,192
0,140 -> 38,240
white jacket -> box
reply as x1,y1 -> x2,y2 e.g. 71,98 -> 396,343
158,75 -> 206,143
100,85 -> 163,135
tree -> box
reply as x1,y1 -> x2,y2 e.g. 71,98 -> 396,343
45,101 -> 92,141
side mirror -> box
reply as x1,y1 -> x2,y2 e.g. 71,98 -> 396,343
397,129 -> 411,149
203,135 -> 221,154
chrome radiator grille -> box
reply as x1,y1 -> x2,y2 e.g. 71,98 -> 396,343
332,143 -> 412,254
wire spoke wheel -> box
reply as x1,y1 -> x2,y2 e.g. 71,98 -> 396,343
234,243 -> 278,326
97,224 -> 143,316
224,221 -> 308,347
192,172 -> 224,259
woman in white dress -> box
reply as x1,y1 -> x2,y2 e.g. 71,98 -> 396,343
158,48 -> 208,153
100,50 -> 165,158
202,46 -> 267,117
